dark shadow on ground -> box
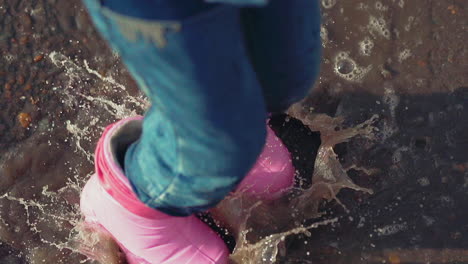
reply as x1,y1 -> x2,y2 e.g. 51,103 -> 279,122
273,87 -> 468,264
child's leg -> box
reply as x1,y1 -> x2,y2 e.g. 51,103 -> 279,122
241,0 -> 322,113
82,0 -> 268,217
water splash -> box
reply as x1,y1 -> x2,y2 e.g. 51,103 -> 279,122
207,103 -> 379,264
49,51 -> 148,118
0,45 -> 380,263
0,51 -> 147,263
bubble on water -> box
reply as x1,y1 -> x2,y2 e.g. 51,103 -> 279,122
336,59 -> 355,75
417,177 -> 430,187
398,49 -> 411,63
357,3 -> 369,10
359,37 -> 374,56
321,0 -> 336,9
383,30 -> 390,38
375,1 -> 388,11
398,0 -> 405,8
405,16 -> 415,31
369,16 -> 391,40
334,52 -> 372,82
3,54 -> 15,62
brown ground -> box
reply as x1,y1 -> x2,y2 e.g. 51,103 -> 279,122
0,0 -> 467,263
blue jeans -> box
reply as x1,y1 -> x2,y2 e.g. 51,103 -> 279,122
82,0 -> 321,216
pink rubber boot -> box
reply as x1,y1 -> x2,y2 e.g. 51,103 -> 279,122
235,125 -> 295,200
80,117 -> 294,263
80,117 -> 229,264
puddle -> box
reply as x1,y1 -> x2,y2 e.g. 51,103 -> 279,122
0,0 -> 466,263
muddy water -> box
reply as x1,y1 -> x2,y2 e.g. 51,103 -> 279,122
214,107 -> 379,264
0,0 -> 467,263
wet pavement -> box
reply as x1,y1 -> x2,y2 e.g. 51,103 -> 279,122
0,0 -> 467,263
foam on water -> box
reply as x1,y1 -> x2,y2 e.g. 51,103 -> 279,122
359,37 -> 374,56
334,52 -> 372,82
368,16 -> 391,40
374,1 -> 388,11
398,48 -> 412,62
321,0 -> 337,9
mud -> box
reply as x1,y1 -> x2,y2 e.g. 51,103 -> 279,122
0,0 -> 467,263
